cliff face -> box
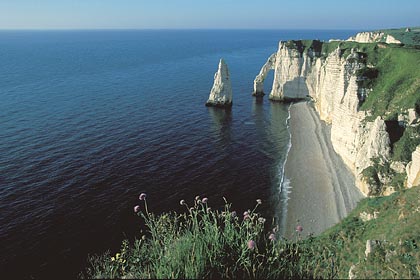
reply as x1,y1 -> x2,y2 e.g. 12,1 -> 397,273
347,31 -> 401,44
258,41 -> 392,195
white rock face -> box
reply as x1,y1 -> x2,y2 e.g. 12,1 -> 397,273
253,53 -> 276,96
269,41 -> 313,101
385,35 -> 402,44
257,41 -> 392,195
390,161 -> 406,173
206,59 -> 232,107
408,108 -> 419,125
347,31 -> 385,43
406,145 -> 420,188
347,31 -> 401,44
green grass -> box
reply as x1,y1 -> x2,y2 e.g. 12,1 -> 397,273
84,188 -> 420,279
360,46 -> 420,120
381,27 -> 420,46
392,126 -> 420,163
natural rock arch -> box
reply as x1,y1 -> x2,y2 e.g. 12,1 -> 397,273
252,52 -> 276,97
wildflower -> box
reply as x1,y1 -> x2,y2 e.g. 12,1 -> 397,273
243,211 -> 249,216
139,193 -> 147,200
256,199 -> 262,205
269,233 -> 276,241
231,211 -> 237,218
243,214 -> 250,220
247,240 -> 256,250
202,197 -> 208,204
258,217 -> 266,224
134,205 -> 141,213
272,226 -> 279,233
296,225 -> 303,233
195,195 -> 200,201
207,207 -> 212,212
111,257 -> 115,262
180,199 -> 186,206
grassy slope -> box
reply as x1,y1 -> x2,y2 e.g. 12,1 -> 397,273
310,185 -> 420,278
381,27 -> 420,46
84,187 -> 420,279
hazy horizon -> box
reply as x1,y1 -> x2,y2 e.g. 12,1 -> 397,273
0,0 -> 419,30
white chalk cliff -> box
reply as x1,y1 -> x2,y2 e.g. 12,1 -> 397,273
347,31 -> 401,44
406,145 -> 420,188
256,41 -> 392,195
206,59 -> 233,107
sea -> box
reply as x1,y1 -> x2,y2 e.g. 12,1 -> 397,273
0,29 -> 357,278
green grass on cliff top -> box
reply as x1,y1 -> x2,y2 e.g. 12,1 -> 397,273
359,45 -> 420,120
381,27 -> 420,46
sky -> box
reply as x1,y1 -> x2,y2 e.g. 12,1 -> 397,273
0,0 -> 419,30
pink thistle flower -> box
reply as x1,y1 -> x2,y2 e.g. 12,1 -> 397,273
243,214 -> 250,220
247,240 -> 256,250
296,225 -> 303,233
268,233 -> 276,241
202,197 -> 208,204
134,205 -> 141,213
243,211 -> 249,216
139,193 -> 147,200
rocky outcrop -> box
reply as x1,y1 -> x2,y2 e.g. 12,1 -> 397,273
253,53 -> 276,96
406,145 -> 420,188
206,59 -> 232,108
398,108 -> 419,126
385,35 -> 402,44
256,40 -> 392,195
347,31 -> 385,43
269,41 -> 317,101
347,31 -> 401,44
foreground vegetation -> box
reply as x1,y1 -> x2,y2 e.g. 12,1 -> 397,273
85,186 -> 420,279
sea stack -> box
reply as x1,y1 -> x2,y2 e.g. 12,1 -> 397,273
206,58 -> 233,108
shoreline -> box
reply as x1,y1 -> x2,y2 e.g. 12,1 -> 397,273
281,101 -> 364,238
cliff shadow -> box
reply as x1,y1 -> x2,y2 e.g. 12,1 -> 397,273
282,77 -> 310,100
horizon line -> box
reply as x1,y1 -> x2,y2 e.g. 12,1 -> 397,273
0,27 -> 363,31
0,26 -> 416,32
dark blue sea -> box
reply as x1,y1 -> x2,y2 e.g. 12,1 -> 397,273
0,29 -> 357,278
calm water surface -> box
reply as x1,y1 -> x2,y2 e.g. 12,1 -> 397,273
0,29 -> 356,278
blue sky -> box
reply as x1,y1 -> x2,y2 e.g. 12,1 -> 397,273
0,0 -> 419,30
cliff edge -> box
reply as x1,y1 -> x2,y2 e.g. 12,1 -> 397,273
255,31 -> 420,195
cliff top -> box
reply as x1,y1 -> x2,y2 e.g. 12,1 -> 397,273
378,27 -> 420,46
